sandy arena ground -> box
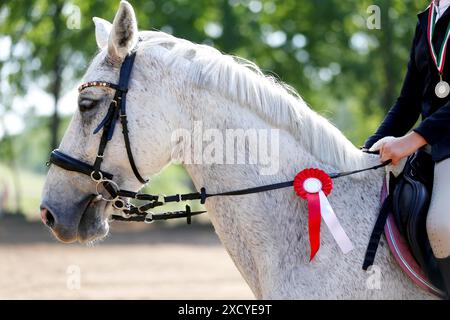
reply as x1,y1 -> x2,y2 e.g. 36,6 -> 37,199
0,215 -> 254,299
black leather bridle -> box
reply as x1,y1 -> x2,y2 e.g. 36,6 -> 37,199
47,50 -> 391,224
47,51 -> 208,223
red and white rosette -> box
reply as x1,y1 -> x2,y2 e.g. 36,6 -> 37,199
294,168 -> 354,261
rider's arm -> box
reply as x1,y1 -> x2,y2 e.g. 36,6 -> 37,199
364,22 -> 423,149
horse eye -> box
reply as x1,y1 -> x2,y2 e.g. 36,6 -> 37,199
78,98 -> 99,112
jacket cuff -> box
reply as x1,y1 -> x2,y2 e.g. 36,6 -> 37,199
413,125 -> 436,145
363,134 -> 383,149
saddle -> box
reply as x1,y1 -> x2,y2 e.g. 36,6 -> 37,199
389,150 -> 446,296
363,148 -> 448,297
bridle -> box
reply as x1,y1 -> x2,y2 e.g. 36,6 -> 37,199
47,50 -> 391,225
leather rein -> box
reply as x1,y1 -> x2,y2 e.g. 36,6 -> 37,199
47,51 -> 391,224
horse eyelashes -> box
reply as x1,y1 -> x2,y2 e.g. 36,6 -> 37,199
78,98 -> 99,112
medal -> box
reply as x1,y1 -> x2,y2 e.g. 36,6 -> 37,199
436,75 -> 450,98
428,2 -> 450,98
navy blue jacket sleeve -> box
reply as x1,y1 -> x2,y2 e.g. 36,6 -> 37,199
364,23 -> 423,149
414,101 -> 450,145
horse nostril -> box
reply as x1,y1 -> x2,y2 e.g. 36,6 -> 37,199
40,207 -> 55,228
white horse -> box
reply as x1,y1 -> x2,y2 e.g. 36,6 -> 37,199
40,1 -> 433,299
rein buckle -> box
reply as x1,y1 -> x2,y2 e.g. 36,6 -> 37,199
144,212 -> 154,224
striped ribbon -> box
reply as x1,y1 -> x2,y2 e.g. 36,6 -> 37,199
428,2 -> 450,75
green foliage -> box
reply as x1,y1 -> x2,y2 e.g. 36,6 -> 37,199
0,162 -> 45,218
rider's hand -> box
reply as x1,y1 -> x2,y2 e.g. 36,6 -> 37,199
379,132 -> 427,165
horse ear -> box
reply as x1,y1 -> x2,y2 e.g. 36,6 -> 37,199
93,17 -> 112,49
107,1 -> 138,63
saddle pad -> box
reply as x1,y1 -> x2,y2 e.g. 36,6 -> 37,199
381,178 -> 443,297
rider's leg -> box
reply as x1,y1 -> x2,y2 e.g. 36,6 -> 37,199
426,157 -> 450,297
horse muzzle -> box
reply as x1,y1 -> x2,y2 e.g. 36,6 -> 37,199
40,195 -> 110,244
40,205 -> 78,243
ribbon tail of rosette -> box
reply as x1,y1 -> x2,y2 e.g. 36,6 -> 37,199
318,191 -> 354,254
306,193 -> 321,261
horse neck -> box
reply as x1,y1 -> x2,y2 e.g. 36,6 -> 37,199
180,83 -> 383,192
181,89 -> 390,298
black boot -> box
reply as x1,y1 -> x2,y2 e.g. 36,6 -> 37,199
437,257 -> 450,299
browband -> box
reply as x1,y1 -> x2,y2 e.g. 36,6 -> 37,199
78,82 -> 127,93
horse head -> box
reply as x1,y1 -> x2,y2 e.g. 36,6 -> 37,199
40,1 -> 182,243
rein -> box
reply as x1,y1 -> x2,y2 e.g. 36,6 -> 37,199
47,50 -> 391,225
49,149 -> 389,224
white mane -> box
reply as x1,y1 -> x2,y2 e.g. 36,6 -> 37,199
138,31 -> 367,172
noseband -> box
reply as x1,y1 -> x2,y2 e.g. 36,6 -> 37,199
47,50 -> 391,224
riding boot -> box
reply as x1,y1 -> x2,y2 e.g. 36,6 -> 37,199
437,256 -> 450,299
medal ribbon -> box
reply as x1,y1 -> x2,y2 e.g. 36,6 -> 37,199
428,2 -> 450,75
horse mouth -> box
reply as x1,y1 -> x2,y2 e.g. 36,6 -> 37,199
42,194 -> 110,244
77,195 -> 110,244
